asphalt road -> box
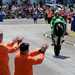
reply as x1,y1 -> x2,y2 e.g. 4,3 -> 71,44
0,19 -> 75,75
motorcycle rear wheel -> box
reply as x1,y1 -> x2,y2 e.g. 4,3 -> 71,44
54,44 -> 61,56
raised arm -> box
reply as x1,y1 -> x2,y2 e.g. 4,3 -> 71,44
29,48 -> 41,56
30,44 -> 48,56
5,37 -> 23,53
28,44 -> 48,65
28,53 -> 45,65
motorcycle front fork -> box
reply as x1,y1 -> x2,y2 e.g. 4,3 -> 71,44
51,34 -> 65,46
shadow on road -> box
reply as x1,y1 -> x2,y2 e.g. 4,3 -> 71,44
53,55 -> 70,60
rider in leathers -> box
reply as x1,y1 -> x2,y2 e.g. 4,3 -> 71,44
50,11 -> 67,45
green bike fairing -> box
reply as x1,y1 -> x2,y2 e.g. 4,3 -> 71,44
50,16 -> 66,35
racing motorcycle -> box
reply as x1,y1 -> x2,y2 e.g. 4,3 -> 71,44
52,19 -> 66,56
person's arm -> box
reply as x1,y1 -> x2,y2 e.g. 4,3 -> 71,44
30,44 -> 48,56
7,37 -> 23,46
28,53 -> 45,65
5,37 -> 23,53
39,44 -> 48,53
28,44 -> 48,64
29,48 -> 41,56
5,42 -> 19,53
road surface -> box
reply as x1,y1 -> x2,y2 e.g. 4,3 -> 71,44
0,19 -> 75,75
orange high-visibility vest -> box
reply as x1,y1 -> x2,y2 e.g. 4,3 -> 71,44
0,45 -> 10,75
14,50 -> 45,75
0,42 -> 19,75
47,10 -> 53,18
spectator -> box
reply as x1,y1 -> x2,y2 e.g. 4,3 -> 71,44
0,8 -> 5,22
33,9 -> 38,24
71,13 -> 75,31
59,8 -> 66,21
0,32 -> 3,43
14,43 -> 48,75
0,33 -> 23,75
47,8 -> 54,24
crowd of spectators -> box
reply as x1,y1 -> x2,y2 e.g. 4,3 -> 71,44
1,2 -> 45,19
0,2 -> 75,24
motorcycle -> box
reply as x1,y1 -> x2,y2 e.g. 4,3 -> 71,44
52,22 -> 66,56
43,17 -> 66,56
